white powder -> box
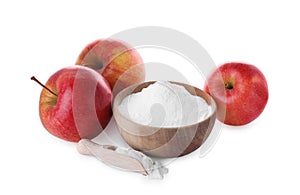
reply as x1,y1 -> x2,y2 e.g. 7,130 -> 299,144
118,81 -> 211,127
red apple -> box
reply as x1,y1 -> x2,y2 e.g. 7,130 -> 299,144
32,66 -> 112,142
204,62 -> 268,126
75,39 -> 145,95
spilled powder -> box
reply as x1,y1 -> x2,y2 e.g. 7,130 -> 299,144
118,81 -> 212,127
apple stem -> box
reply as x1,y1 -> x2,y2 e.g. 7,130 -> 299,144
225,82 -> 234,90
31,76 -> 58,96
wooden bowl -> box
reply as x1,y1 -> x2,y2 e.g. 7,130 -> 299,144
113,81 -> 217,158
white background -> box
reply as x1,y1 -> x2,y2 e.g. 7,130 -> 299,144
1,0 -> 299,194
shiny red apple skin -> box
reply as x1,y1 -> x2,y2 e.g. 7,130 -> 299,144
204,62 -> 268,126
39,66 -> 112,142
75,39 -> 145,95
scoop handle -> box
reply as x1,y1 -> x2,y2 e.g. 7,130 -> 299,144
77,139 -> 148,176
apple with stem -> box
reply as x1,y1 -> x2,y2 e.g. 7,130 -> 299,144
76,39 -> 145,95
31,66 -> 112,142
204,62 -> 268,126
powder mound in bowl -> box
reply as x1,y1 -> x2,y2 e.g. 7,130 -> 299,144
118,81 -> 212,128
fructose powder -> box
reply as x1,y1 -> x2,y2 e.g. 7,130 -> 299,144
118,81 -> 211,127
